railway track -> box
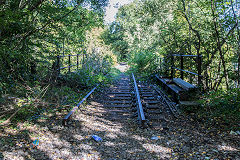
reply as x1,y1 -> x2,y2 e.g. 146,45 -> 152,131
63,73 -> 179,128
101,73 -> 180,128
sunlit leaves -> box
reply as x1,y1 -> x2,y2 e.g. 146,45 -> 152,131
0,0 -> 107,90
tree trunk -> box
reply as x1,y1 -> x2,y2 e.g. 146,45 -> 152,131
230,0 -> 240,88
211,0 -> 229,89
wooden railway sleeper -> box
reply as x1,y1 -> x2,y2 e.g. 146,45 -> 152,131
153,85 -> 180,117
131,112 -> 138,118
131,108 -> 137,112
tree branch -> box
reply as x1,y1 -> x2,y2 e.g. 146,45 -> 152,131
204,22 -> 238,68
14,3 -> 81,50
28,0 -> 46,11
181,0 -> 201,53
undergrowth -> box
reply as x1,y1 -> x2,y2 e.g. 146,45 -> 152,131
196,88 -> 240,130
0,65 -> 119,127
128,51 -> 159,77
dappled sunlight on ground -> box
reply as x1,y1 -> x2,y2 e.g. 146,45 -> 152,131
1,99 -> 239,160
218,144 -> 239,151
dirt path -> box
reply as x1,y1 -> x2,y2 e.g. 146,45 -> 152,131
114,63 -> 130,73
0,67 -> 239,160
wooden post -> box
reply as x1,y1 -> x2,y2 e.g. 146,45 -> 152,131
63,38 -> 65,56
83,51 -> 85,66
180,55 -> 184,80
56,55 -> 60,76
164,57 -> 168,77
160,57 -> 162,73
238,53 -> 240,88
197,55 -> 202,88
171,55 -> 174,79
68,55 -> 71,72
77,54 -> 79,69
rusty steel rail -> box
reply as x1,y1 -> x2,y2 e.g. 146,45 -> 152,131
132,73 -> 146,126
63,84 -> 99,126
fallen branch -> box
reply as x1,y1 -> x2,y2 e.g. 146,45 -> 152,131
0,109 -> 16,115
0,108 -> 23,126
0,114 -> 6,119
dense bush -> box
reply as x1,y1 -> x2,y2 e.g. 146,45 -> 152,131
128,51 -> 159,76
58,69 -> 109,89
0,0 -> 108,96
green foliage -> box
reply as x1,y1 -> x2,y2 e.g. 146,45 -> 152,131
0,0 -> 115,125
44,85 -> 84,105
14,104 -> 37,122
108,0 -> 240,90
197,89 -> 240,129
59,69 -> 105,89
0,0 -> 109,95
128,51 -> 159,76
202,89 -> 240,113
101,23 -> 129,61
105,67 -> 122,83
